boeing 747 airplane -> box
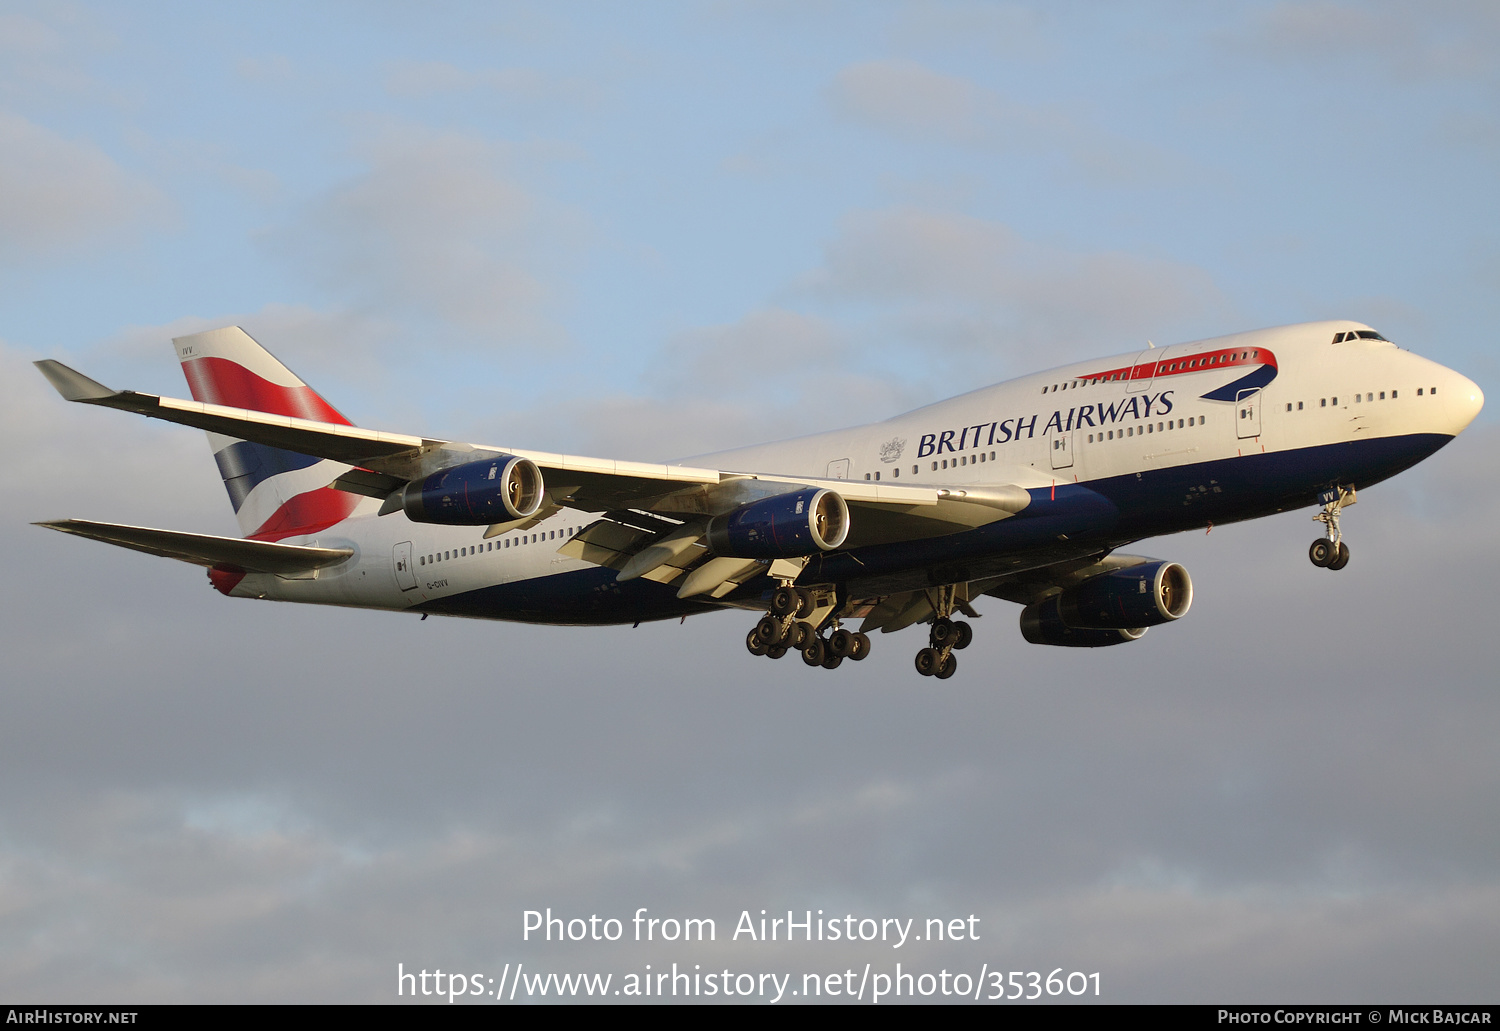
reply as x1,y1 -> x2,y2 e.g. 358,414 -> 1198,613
35,321 -> 1483,678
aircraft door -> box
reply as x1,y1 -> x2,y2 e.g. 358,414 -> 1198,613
1049,430 -> 1075,470
1125,346 -> 1166,393
826,458 -> 851,480
393,541 -> 418,591
1235,388 -> 1262,440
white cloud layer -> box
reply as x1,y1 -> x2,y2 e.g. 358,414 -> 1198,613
270,123 -> 584,344
829,60 -> 1178,184
0,111 -> 166,260
1236,1 -> 1500,82
802,208 -> 1231,364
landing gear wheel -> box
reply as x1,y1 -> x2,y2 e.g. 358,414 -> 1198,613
848,632 -> 871,661
931,618 -> 956,647
934,653 -> 958,679
790,622 -> 814,650
915,647 -> 939,676
794,588 -> 816,620
828,628 -> 854,658
1328,541 -> 1350,570
802,637 -> 827,667
770,586 -> 799,617
951,620 -> 973,650
821,652 -> 844,670
746,629 -> 768,656
766,643 -> 788,660
1308,539 -> 1335,567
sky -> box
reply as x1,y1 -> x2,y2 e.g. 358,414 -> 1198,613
1,0 -> 1497,1004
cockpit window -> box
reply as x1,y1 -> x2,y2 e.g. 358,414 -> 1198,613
1333,330 -> 1391,343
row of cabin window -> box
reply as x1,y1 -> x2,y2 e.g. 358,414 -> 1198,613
862,452 -> 999,480
1283,387 -> 1434,412
418,526 -> 578,567
1039,350 -> 1262,394
1085,417 -> 1202,444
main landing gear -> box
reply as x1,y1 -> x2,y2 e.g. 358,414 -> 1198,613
744,585 -> 871,671
1308,486 -> 1355,571
913,584 -> 974,680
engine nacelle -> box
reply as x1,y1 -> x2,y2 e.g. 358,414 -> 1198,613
401,455 -> 545,526
1054,561 -> 1192,629
706,488 -> 850,559
1019,596 -> 1147,648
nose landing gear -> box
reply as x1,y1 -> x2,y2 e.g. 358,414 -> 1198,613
1309,486 -> 1355,571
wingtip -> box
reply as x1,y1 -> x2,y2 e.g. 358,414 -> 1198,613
33,519 -> 86,534
33,360 -> 118,402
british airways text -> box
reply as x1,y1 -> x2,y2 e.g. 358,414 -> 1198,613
917,390 -> 1176,457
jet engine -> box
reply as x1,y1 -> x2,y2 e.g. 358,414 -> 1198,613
400,455 -> 545,526
1018,561 -> 1192,647
707,488 -> 850,559
1019,596 -> 1147,647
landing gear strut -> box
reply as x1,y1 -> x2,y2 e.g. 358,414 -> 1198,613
914,585 -> 974,680
744,584 -> 870,671
1309,486 -> 1355,571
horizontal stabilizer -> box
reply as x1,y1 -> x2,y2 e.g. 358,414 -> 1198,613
35,519 -> 353,575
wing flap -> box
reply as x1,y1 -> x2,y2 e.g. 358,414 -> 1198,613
557,519 -> 651,571
35,519 -> 353,575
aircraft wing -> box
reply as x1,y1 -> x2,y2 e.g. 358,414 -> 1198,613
35,519 -> 353,575
35,359 -> 1027,522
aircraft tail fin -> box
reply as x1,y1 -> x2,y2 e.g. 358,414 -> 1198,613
172,327 -> 362,541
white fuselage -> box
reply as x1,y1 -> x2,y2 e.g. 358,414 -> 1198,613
227,321 -> 1483,621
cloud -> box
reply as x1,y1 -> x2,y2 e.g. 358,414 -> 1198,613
0,111 -> 167,260
802,208 -> 1230,363
383,61 -> 597,107
0,9 -> 117,108
886,2 -> 1048,60
269,123 -> 585,343
828,60 -> 1178,184
1233,1 -> 1500,82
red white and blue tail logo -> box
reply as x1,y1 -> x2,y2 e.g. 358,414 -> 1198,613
172,327 -> 362,541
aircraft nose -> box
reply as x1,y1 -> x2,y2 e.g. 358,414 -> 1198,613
1451,372 -> 1484,433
